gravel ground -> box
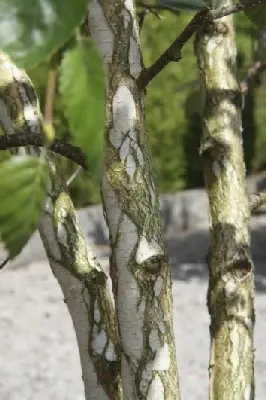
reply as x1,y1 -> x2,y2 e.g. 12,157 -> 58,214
1,228 -> 266,399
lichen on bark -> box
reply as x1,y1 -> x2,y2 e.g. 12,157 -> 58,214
194,2 -> 255,399
0,51 -> 122,400
89,1 -> 180,399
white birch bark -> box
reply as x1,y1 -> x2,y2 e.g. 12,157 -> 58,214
88,2 -> 181,399
0,51 -> 122,400
194,1 -> 255,398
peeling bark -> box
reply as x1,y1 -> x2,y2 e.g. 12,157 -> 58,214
89,1 -> 180,399
194,2 -> 255,399
0,51 -> 122,400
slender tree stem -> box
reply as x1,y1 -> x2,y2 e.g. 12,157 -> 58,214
89,1 -> 181,398
0,50 -> 122,400
195,4 -> 255,398
44,61 -> 57,125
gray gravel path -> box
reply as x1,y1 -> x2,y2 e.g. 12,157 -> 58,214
1,218 -> 266,399
1,259 -> 266,399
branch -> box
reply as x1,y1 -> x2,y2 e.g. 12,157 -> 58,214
136,1 -> 176,30
0,133 -> 88,170
240,61 -> 265,93
211,0 -> 264,19
44,60 -> 57,125
249,192 -> 266,212
137,0 -> 265,87
66,166 -> 83,186
136,1 -> 180,14
0,257 -> 10,270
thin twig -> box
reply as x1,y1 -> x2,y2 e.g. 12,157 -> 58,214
136,0 -> 181,28
136,1 -> 180,14
240,61 -> 265,93
137,0 -> 265,87
211,0 -> 264,20
44,61 -> 57,125
67,166 -> 83,187
0,133 -> 88,170
249,192 -> 266,212
136,1 -> 169,30
0,257 -> 10,270
137,6 -> 163,20
138,9 -> 149,29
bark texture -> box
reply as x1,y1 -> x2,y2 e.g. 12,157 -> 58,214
194,3 -> 255,399
0,51 -> 122,400
88,1 -> 180,399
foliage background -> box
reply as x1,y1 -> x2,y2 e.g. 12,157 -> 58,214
2,9 -> 265,208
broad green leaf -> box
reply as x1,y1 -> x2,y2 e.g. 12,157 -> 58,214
0,0 -> 89,68
0,155 -> 48,259
59,38 -> 105,174
159,0 -> 206,11
240,0 -> 266,29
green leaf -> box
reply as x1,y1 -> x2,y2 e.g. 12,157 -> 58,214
0,0 -> 89,68
240,0 -> 266,29
159,0 -> 206,11
59,38 -> 105,174
0,156 -> 48,259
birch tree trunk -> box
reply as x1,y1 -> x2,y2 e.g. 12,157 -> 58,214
194,3 -> 255,399
0,51 -> 122,400
88,1 -> 181,399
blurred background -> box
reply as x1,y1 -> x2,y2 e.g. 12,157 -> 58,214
1,10 -> 265,208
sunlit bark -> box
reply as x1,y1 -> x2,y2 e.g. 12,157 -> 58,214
194,2 -> 255,398
89,1 -> 181,398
